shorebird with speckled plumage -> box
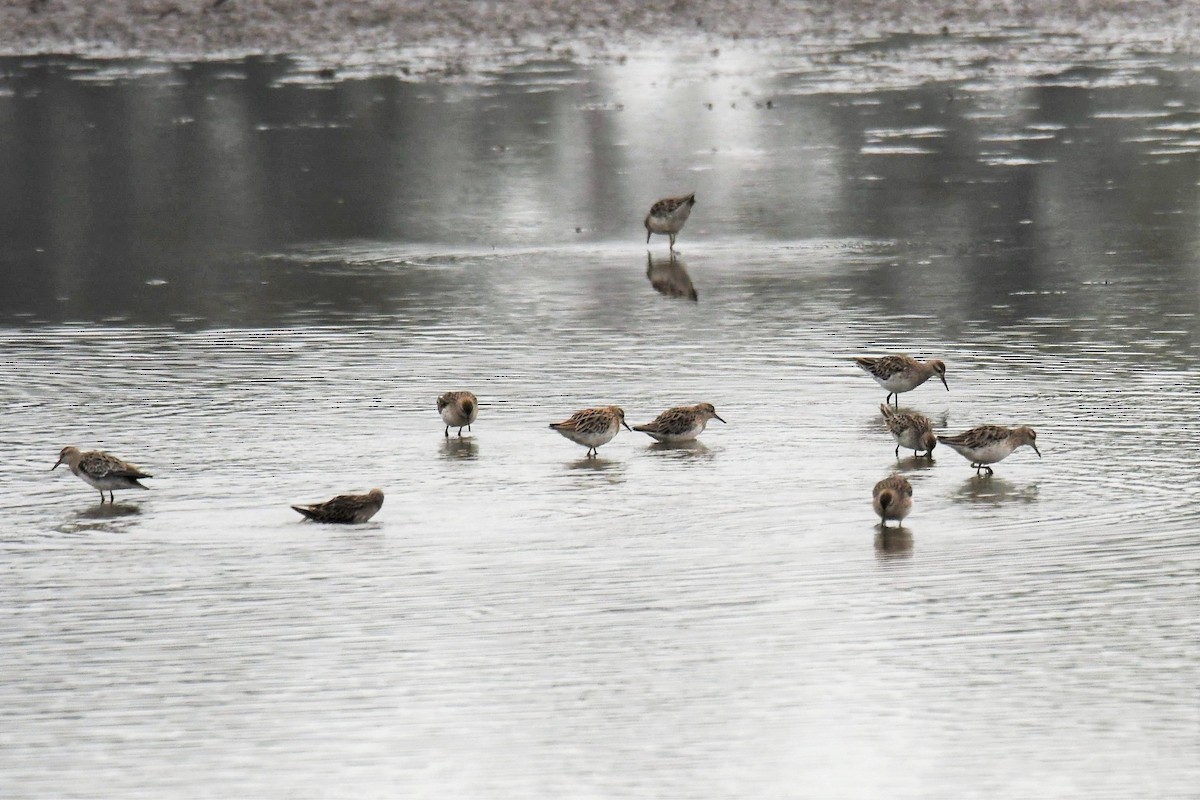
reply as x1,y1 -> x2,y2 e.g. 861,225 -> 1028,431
633,403 -> 725,443
549,406 -> 632,457
854,353 -> 948,406
938,425 -> 1041,475
873,474 -> 913,527
437,391 -> 478,437
644,193 -> 696,250
52,446 -> 152,504
880,404 -> 937,459
292,489 -> 384,524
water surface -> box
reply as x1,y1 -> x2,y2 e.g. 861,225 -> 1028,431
0,46 -> 1198,799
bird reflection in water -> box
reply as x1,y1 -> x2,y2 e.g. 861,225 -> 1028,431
894,454 -> 936,471
874,526 -> 913,559
440,437 -> 479,460
647,252 -> 697,301
77,502 -> 142,520
646,440 -> 713,461
955,475 -> 1039,505
57,502 -> 142,536
567,455 -> 621,472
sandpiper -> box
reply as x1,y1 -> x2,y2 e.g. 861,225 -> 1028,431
549,406 -> 632,457
872,474 -> 913,527
880,404 -> 937,459
292,488 -> 384,524
938,425 -> 1040,475
52,446 -> 152,504
644,193 -> 696,250
633,402 -> 725,443
437,391 -> 478,437
854,353 -> 948,406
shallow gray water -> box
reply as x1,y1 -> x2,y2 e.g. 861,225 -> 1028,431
1,45 -> 1198,798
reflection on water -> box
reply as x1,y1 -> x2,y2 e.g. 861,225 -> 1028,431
440,437 -> 479,460
647,253 -> 698,301
75,502 -> 144,520
875,526 -> 914,558
894,454 -> 937,471
645,439 -> 712,455
954,475 -> 1041,505
52,502 -> 144,536
0,49 -> 1198,800
565,455 -> 624,473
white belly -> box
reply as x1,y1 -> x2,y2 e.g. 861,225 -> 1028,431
647,204 -> 693,235
441,406 -> 476,426
645,421 -> 705,443
967,442 -> 1014,465
76,471 -> 138,491
875,373 -> 919,393
557,428 -> 617,448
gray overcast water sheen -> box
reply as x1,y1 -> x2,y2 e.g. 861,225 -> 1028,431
1,48 -> 1198,799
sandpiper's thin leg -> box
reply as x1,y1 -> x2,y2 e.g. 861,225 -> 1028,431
457,427 -> 464,437
444,425 -> 449,438
99,490 -> 105,504
894,444 -> 900,458
669,233 -> 676,250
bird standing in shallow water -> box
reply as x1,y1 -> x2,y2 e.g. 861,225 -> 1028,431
873,474 -> 913,527
549,406 -> 632,457
880,404 -> 937,459
292,489 -> 384,524
437,391 -> 478,437
633,402 -> 725,443
938,425 -> 1040,475
854,353 -> 948,406
644,193 -> 696,250
52,446 -> 152,504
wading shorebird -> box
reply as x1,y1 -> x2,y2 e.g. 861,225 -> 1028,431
549,406 -> 632,457
854,353 -> 948,406
52,446 -> 152,504
938,425 -> 1040,475
632,402 -> 725,443
437,391 -> 478,437
880,404 -> 937,459
872,474 -> 913,527
292,488 -> 384,524
644,193 -> 696,250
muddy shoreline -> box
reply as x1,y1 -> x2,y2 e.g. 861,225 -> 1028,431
2,0 -> 1195,64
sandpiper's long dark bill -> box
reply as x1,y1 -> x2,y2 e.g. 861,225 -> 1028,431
644,193 -> 696,250
52,445 -> 152,504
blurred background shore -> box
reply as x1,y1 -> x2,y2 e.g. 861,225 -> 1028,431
2,0 -> 1196,61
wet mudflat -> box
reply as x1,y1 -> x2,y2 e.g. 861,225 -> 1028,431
0,45 -> 1197,798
